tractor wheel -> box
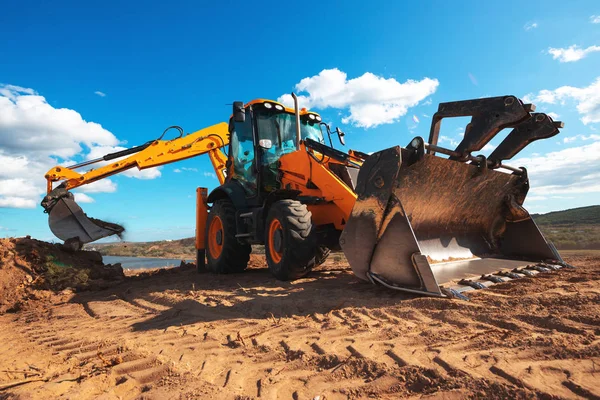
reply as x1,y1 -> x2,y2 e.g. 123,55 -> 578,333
205,199 -> 251,274
265,200 -> 317,281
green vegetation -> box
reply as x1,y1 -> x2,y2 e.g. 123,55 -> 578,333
533,206 -> 600,250
532,205 -> 600,225
43,255 -> 91,289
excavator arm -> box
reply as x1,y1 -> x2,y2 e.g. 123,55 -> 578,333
41,122 -> 230,247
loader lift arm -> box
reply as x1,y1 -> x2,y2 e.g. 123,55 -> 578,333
41,122 -> 230,246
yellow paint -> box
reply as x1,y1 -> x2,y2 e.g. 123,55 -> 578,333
279,143 -> 358,230
44,122 -> 230,192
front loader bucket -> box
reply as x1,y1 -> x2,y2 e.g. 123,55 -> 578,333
42,189 -> 124,245
340,146 -> 563,297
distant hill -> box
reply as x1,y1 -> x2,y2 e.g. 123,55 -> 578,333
532,205 -> 600,225
91,237 -> 196,259
532,206 -> 600,250
91,205 -> 600,257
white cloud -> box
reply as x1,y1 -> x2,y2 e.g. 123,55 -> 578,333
482,143 -> 496,151
547,45 -> 600,62
523,77 -> 600,125
76,179 -> 117,194
0,86 -> 118,158
591,15 -> 600,24
526,196 -> 547,202
174,167 -> 197,173
562,134 -> 600,143
203,171 -> 217,178
94,91 -> 106,97
521,93 -> 534,104
0,197 -> 36,208
0,85 -> 35,99
73,192 -> 95,203
0,84 -> 160,209
277,68 -> 439,128
514,141 -> 600,196
546,112 -> 560,120
524,22 -> 538,31
439,136 -> 459,147
0,178 -> 41,200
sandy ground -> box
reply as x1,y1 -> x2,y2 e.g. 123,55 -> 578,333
0,252 -> 599,399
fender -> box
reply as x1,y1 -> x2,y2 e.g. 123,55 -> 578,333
207,181 -> 249,210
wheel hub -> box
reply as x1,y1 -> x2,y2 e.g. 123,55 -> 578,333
216,230 -> 222,245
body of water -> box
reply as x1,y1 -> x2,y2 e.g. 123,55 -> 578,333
102,255 -> 192,270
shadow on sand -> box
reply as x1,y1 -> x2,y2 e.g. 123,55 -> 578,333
69,265 -> 416,332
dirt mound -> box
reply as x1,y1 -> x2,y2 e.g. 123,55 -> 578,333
0,237 -> 124,313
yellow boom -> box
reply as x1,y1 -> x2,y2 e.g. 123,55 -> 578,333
44,122 -> 230,192
41,122 -> 230,247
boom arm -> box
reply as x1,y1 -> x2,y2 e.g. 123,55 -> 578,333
44,122 -> 230,193
41,122 -> 230,247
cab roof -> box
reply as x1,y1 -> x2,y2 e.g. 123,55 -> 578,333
245,99 -> 321,117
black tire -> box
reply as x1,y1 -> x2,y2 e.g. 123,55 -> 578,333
265,200 -> 317,281
315,246 -> 330,266
205,199 -> 251,274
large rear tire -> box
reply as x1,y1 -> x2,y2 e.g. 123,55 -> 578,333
265,200 -> 317,281
205,199 -> 251,274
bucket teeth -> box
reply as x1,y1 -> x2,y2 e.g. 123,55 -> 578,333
458,279 -> 487,290
441,288 -> 470,301
498,271 -> 523,279
440,263 -> 568,301
481,274 -> 506,283
529,264 -> 551,273
513,268 -> 536,277
539,263 -> 561,271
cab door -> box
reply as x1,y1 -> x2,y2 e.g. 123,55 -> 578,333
230,108 -> 258,195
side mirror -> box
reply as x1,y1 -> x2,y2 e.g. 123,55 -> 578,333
233,101 -> 245,123
259,139 -> 272,149
336,127 -> 346,146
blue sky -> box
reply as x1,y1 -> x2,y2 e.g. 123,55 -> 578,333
1,0 -> 599,241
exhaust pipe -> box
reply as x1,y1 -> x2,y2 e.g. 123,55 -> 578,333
291,92 -> 301,150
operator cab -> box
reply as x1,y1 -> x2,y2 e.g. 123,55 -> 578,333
228,99 -> 328,195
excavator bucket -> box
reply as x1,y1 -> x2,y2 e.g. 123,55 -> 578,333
41,188 -> 124,246
340,95 -> 567,297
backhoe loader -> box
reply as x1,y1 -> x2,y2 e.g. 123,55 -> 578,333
42,94 -> 571,297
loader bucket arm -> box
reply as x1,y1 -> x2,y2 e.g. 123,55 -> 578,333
42,123 -> 230,246
341,96 -> 565,297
